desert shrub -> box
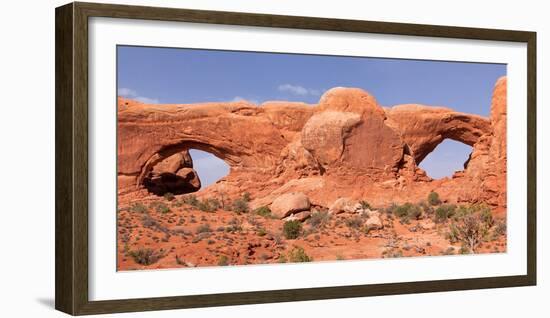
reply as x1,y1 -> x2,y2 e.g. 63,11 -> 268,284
171,199 -> 184,207
232,198 -> 249,214
345,215 -> 364,229
257,228 -> 267,237
129,202 -> 148,214
196,198 -> 221,212
151,202 -> 170,214
225,218 -> 243,233
428,191 -> 441,206
393,203 -> 422,223
141,215 -> 158,228
418,200 -> 434,216
385,203 -> 398,215
382,249 -> 404,258
479,207 -> 494,228
448,211 -> 492,253
307,210 -> 331,229
359,200 -> 372,210
283,220 -> 302,239
441,247 -> 455,255
242,192 -> 251,202
163,192 -> 175,201
446,223 -> 460,243
277,254 -> 288,263
217,255 -> 229,266
183,194 -> 199,207
128,248 -> 164,265
435,204 -> 457,223
254,206 -> 272,218
494,219 -> 507,236
287,246 -> 312,262
196,223 -> 212,234
459,245 -> 470,254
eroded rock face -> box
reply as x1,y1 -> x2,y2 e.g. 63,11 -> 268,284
118,77 -> 507,209
301,111 -> 362,167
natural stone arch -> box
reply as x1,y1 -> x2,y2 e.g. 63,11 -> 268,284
136,140 -> 234,194
384,104 -> 491,164
117,97 -> 314,194
117,78 -> 506,209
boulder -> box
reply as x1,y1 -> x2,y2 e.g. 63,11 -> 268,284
143,166 -> 201,195
328,198 -> 362,214
270,192 -> 311,219
284,211 -> 311,222
365,214 -> 383,230
152,152 -> 193,174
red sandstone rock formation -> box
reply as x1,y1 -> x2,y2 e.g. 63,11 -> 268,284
117,77 -> 507,209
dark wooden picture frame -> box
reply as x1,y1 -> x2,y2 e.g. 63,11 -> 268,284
55,2 -> 537,315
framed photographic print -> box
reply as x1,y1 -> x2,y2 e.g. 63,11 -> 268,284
55,2 -> 537,315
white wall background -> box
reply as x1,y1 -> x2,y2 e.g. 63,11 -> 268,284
0,0 -> 547,317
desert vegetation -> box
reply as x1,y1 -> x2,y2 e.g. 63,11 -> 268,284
117,189 -> 506,270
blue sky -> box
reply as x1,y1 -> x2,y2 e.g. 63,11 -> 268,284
118,46 -> 506,184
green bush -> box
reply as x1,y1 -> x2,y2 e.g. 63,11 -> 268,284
283,220 -> 302,239
446,223 -> 460,243
163,192 -> 175,201
183,194 -> 199,207
479,207 -> 494,227
150,201 -> 170,214
129,202 -> 148,214
254,206 -> 272,218
232,198 -> 249,213
418,200 -> 434,216
345,215 -> 364,229
428,191 -> 441,206
217,255 -> 229,266
392,203 -> 422,223
129,248 -> 164,265
287,246 -> 312,263
307,210 -> 331,229
197,198 -> 221,212
277,254 -> 288,263
435,204 -> 456,223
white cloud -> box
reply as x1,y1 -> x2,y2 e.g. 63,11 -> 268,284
118,87 -> 159,104
277,84 -> 320,96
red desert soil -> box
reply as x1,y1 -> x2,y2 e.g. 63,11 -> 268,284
116,77 -> 508,270
117,193 -> 506,270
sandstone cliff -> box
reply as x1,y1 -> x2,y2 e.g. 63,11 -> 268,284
117,77 -> 507,209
